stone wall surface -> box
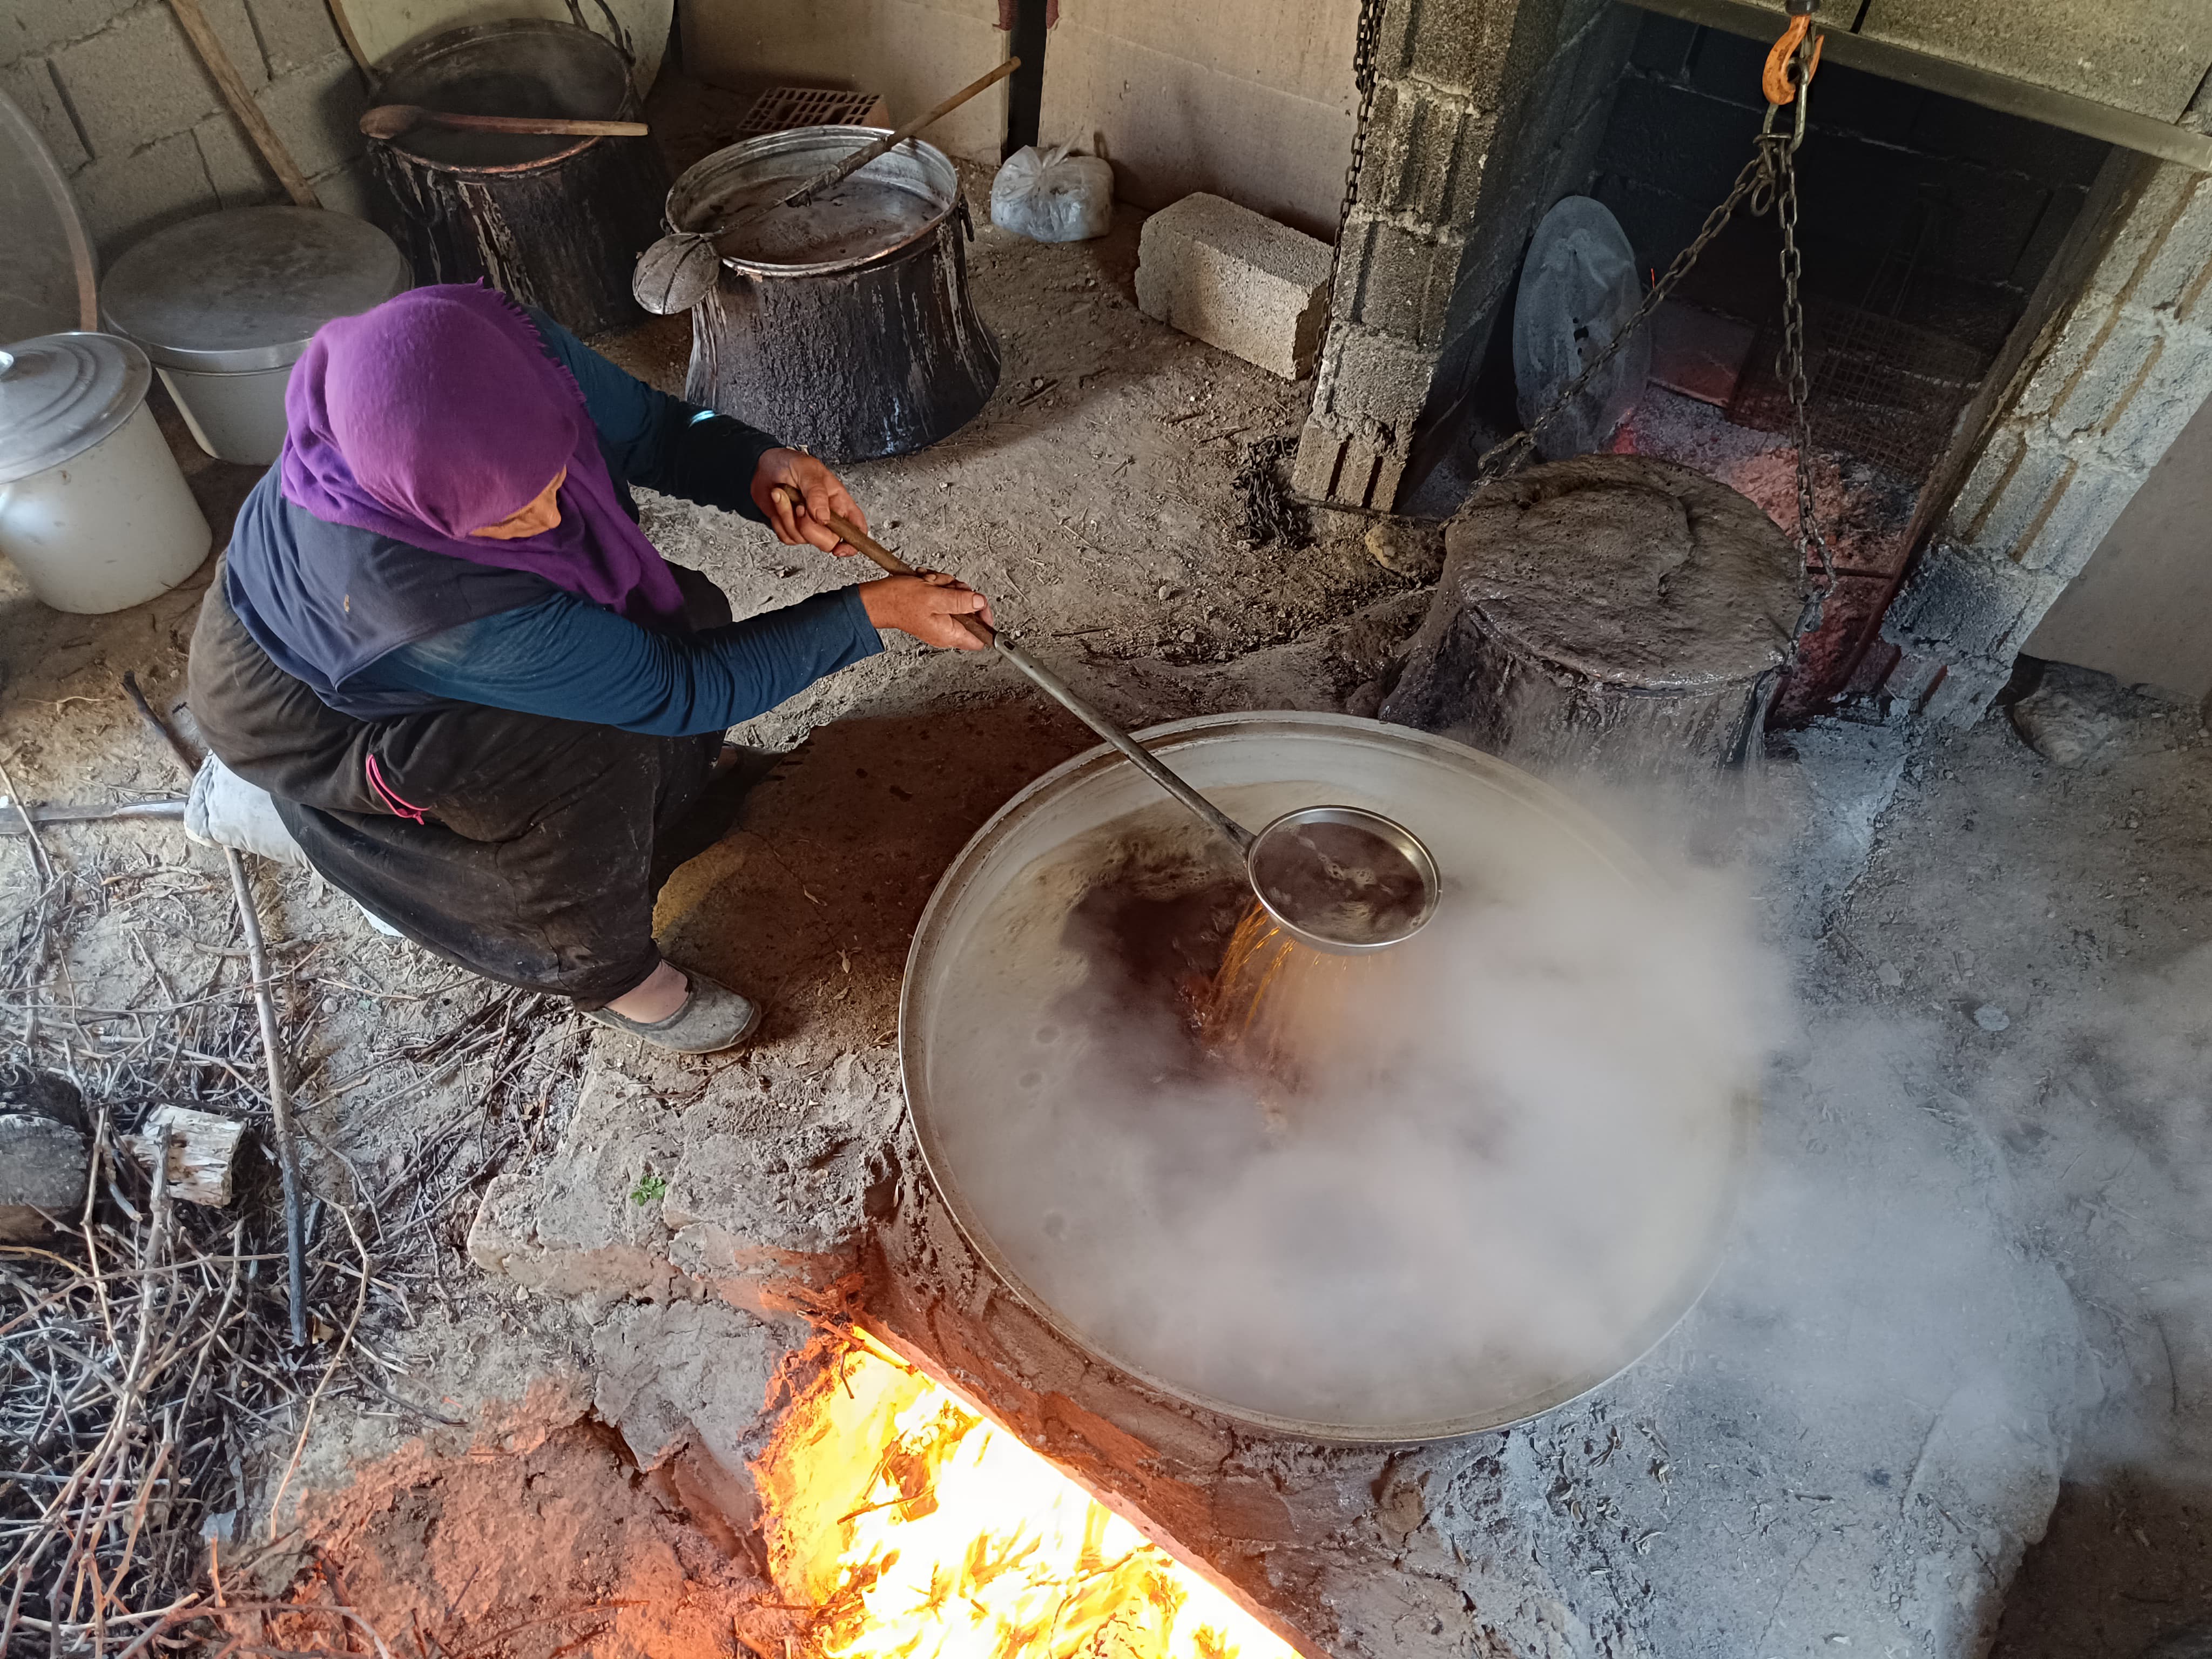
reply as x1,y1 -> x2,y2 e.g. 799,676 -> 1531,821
1881,91 -> 2212,724
1294,0 -> 1638,510
1,0 -> 372,267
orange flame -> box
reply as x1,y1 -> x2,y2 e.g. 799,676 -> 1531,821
756,1331 -> 1302,1659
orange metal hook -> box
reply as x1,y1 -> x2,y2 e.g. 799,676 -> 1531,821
1762,14 -> 1824,105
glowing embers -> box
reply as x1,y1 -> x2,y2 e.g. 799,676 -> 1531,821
758,1331 -> 1300,1659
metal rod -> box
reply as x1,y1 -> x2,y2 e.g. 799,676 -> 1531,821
0,799 -> 186,833
118,674 -> 309,1346
783,491 -> 1257,853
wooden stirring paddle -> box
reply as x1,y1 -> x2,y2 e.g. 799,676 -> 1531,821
360,104 -> 649,141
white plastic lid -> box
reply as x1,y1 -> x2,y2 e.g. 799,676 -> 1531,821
0,333 -> 150,484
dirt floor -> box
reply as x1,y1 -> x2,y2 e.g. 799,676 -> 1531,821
3,74 -> 2210,1659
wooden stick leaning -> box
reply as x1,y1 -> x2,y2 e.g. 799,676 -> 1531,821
164,0 -> 320,209
118,673 -> 309,1347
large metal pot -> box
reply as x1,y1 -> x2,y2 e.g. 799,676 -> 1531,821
900,712 -> 1758,1442
671,128 -> 999,461
365,19 -> 667,337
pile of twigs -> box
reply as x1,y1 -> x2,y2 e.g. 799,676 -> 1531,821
0,829 -> 585,1655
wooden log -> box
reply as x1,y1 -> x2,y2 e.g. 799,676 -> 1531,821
0,1114 -> 89,1240
1380,454 -> 1804,781
125,1106 -> 246,1208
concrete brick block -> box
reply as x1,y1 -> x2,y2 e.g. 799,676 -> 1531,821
2126,174 -> 2212,315
1404,0 -> 1505,94
2013,301 -> 2110,420
1,0 -> 132,66
254,50 -> 366,180
2100,325 -> 2212,472
0,57 -> 87,172
1351,217 -> 1460,343
1964,436 -> 2073,556
193,110 -> 269,207
72,127 -> 217,259
2052,310 -> 2161,435
2092,163 -> 2198,294
2017,456 -> 2140,577
1135,192 -> 1332,380
1943,426 -> 2024,536
244,0 -> 342,75
53,0 -> 263,158
306,153 -> 374,220
1323,321 -> 1440,424
1368,88 -> 1475,228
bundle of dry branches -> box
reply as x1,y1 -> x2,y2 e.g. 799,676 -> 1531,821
2,828 -> 586,1657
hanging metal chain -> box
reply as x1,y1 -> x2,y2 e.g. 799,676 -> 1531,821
1764,26 -> 1837,631
1472,10 -> 1835,639
1324,0 -> 1390,311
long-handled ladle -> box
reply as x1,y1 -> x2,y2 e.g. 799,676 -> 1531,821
774,491 -> 1442,953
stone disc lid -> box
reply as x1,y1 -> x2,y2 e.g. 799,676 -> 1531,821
100,207 -> 410,374
0,332 -> 150,484
1453,454 -> 1804,689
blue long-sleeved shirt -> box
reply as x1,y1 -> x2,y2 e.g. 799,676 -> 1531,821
332,311 -> 879,736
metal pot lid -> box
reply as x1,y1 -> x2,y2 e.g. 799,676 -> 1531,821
100,207 -> 410,373
0,332 -> 150,484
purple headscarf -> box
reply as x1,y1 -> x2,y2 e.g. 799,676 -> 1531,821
279,282 -> 687,626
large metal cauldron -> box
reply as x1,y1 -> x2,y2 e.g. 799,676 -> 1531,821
671,129 -> 999,461
901,713 -> 1757,1442
366,21 -> 668,337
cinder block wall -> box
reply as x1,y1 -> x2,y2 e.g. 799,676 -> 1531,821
1294,0 -> 1640,510
1879,119 -> 2212,724
1,0 -> 372,268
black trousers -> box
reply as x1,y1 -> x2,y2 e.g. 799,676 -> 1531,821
187,566 -> 738,1005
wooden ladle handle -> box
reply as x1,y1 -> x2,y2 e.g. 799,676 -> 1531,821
770,487 -> 996,646
360,104 -> 650,140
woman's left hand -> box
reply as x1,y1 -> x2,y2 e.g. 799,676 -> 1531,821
752,448 -> 868,556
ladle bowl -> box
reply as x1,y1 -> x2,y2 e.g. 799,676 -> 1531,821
1245,804 -> 1439,952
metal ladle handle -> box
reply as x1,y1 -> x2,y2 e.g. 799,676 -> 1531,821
784,493 -> 1256,854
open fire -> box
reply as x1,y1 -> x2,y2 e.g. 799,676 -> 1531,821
755,1331 -> 1304,1659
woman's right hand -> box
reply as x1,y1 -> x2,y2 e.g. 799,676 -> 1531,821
859,572 -> 995,650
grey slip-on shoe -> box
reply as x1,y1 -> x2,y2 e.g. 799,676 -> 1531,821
584,970 -> 763,1054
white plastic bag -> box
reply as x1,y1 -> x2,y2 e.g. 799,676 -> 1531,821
990,144 -> 1114,242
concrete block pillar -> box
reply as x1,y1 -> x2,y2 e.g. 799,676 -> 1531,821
1295,0 -> 1494,509
1882,119 -> 2212,724
1294,0 -> 1634,509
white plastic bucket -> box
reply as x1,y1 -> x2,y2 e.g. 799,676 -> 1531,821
0,402 -> 211,613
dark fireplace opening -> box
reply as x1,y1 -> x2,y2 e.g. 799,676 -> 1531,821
1401,4 -> 2117,714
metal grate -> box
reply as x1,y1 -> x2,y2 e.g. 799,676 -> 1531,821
735,86 -> 891,138
1727,298 -> 1992,482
